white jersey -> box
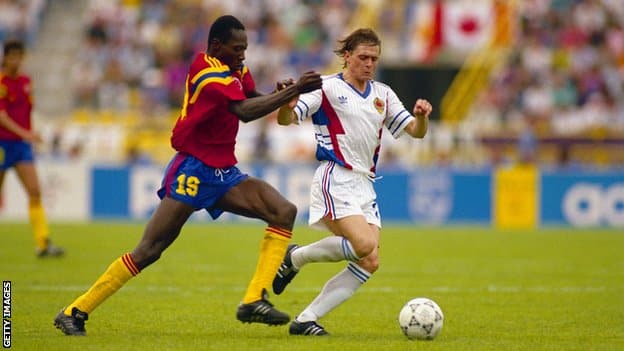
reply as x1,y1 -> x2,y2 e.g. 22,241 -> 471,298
293,73 -> 415,178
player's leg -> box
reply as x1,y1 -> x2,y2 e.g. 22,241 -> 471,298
296,214 -> 376,266
215,176 -> 295,324
0,142 -> 7,189
273,164 -> 378,295
13,160 -> 64,256
272,215 -> 374,295
290,223 -> 380,336
129,197 -> 195,269
297,162 -> 376,266
0,170 -> 5,192
55,197 -> 194,335
216,176 -> 296,230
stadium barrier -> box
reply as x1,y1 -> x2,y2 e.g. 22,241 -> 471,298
0,161 -> 622,228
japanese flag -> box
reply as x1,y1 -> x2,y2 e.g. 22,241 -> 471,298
443,0 -> 493,51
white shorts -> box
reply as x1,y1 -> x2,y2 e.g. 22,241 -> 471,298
309,161 -> 381,230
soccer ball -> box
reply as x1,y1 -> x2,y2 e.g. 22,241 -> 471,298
398,297 -> 444,340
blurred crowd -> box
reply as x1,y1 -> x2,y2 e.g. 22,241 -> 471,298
2,0 -> 623,168
72,0 -> 356,114
0,0 -> 46,45
375,0 -> 624,169
461,0 -> 624,153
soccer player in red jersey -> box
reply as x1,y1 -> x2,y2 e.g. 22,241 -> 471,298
54,15 -> 322,336
0,40 -> 64,257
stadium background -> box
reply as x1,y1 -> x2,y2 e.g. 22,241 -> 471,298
0,0 -> 623,227
0,2 -> 623,350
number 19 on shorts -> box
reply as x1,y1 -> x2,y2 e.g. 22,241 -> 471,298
176,174 -> 200,197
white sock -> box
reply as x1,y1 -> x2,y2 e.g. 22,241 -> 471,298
296,262 -> 371,323
291,236 -> 359,270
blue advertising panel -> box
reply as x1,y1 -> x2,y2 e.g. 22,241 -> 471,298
89,164 -> 622,227
91,166 -> 129,218
450,172 -> 492,223
375,169 -> 491,224
541,171 -> 624,227
90,165 -> 494,224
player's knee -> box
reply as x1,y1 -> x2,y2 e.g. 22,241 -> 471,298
273,201 -> 297,228
358,254 -> 379,274
283,201 -> 297,222
131,245 -> 162,269
352,237 -> 376,259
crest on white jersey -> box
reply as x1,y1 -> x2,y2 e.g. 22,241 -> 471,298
373,97 -> 385,114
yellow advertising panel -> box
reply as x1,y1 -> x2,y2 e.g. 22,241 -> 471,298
493,164 -> 539,229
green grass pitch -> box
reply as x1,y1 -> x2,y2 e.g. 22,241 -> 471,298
1,222 -> 623,350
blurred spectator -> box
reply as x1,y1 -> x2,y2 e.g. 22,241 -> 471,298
98,59 -> 131,111
517,118 -> 538,164
0,0 -> 46,45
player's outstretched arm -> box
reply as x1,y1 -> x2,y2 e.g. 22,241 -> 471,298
403,99 -> 432,138
246,78 -> 295,98
230,71 -> 321,123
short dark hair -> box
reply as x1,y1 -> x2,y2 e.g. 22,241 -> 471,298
3,40 -> 25,56
208,15 -> 245,47
334,28 -> 381,67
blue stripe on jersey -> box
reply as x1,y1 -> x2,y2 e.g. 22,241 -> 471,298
388,109 -> 409,130
391,114 -> 412,135
312,108 -> 346,164
295,105 -> 304,118
314,133 -> 332,146
311,109 -> 329,125
190,70 -> 232,95
299,99 -> 310,116
315,147 -> 346,167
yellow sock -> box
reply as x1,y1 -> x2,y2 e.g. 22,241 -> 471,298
64,253 -> 140,315
29,202 -> 48,251
242,226 -> 291,304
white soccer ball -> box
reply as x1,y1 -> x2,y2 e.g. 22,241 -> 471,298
398,297 -> 444,340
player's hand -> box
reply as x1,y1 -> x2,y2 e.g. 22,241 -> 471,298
294,71 -> 322,94
275,78 -> 295,92
413,99 -> 432,118
24,131 -> 43,144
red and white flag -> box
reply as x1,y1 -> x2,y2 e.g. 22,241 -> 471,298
442,0 -> 494,51
407,0 -> 496,62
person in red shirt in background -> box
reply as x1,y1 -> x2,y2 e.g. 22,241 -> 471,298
54,15 -> 323,336
0,40 -> 64,258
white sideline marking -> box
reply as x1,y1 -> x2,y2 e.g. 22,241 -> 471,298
432,285 -> 607,293
23,285 -> 608,293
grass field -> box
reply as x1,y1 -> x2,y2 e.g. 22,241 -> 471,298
1,222 -> 623,350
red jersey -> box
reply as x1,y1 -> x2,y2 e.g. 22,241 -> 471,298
171,53 -> 256,168
0,72 -> 32,141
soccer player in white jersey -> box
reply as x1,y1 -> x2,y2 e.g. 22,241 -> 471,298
273,28 -> 432,336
